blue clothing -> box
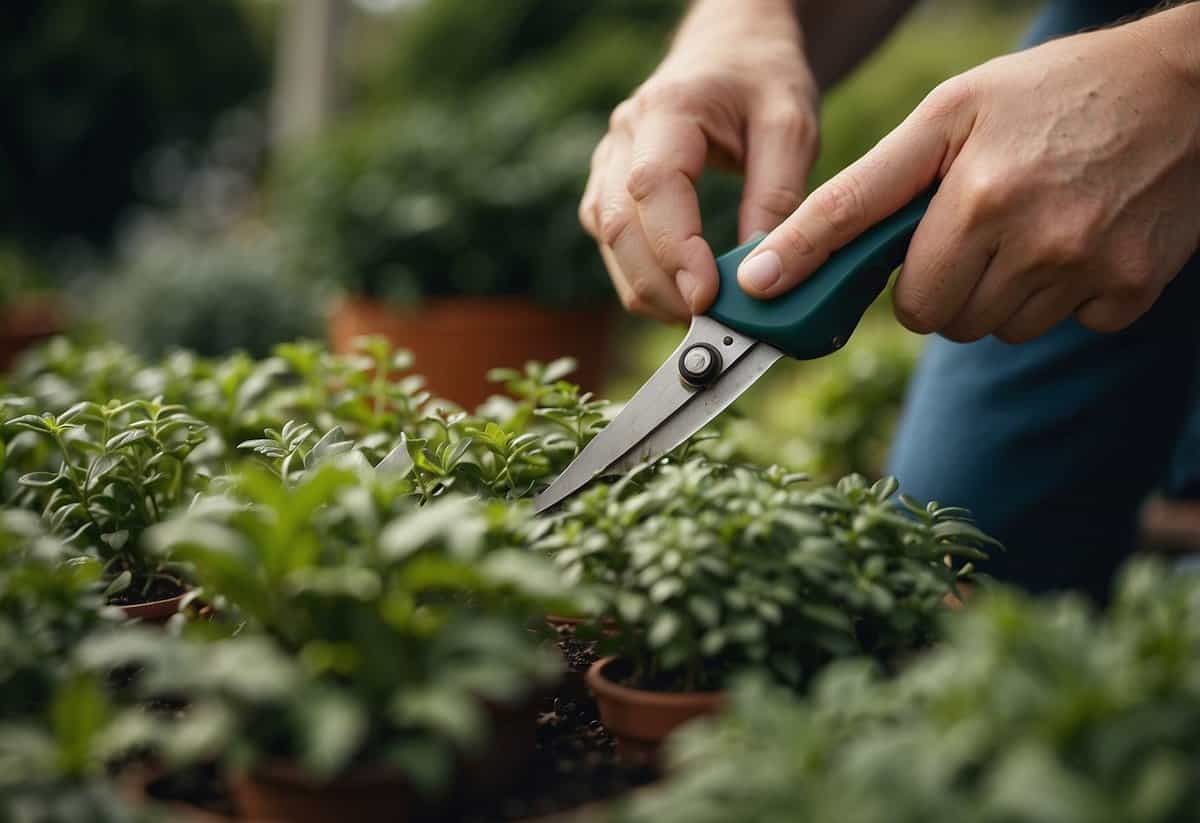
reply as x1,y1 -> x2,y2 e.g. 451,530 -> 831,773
887,0 -> 1200,601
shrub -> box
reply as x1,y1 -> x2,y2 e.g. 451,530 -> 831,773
540,463 -> 994,691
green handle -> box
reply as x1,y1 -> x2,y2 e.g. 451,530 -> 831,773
708,190 -> 933,360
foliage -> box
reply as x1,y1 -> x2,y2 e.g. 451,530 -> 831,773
99,228 -> 323,358
93,466 -> 567,793
4,399 -> 208,598
539,462 -> 995,691
617,558 -> 1200,823
0,512 -> 143,822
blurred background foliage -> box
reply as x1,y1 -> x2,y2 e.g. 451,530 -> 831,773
2,0 -> 1035,474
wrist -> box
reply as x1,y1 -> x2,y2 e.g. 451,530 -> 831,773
674,0 -> 804,52
1128,3 -> 1200,94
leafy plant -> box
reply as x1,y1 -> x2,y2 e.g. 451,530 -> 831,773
97,463 -> 568,794
99,227 -> 323,358
617,558 -> 1200,823
539,461 -> 996,691
0,511 -> 142,822
5,399 -> 208,600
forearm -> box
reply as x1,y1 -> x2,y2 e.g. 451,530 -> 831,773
797,0 -> 921,89
676,0 -> 918,91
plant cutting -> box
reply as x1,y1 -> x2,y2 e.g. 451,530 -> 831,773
538,461 -> 996,761
615,557 -> 1200,823
91,461 -> 570,821
4,398 -> 208,619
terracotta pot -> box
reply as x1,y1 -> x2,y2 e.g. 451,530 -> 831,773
119,593 -> 187,624
586,657 -> 724,765
328,297 -> 617,409
232,763 -> 414,823
120,766 -> 242,823
0,299 -> 65,371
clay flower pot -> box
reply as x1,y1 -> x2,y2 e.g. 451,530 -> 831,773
586,656 -> 724,765
0,299 -> 65,371
118,592 -> 188,624
328,297 -> 617,409
232,763 -> 414,823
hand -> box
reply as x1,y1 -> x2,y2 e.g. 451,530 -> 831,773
580,0 -> 819,322
738,6 -> 1200,342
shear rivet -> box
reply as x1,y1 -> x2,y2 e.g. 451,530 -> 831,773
723,336 -> 733,346
679,343 -> 723,388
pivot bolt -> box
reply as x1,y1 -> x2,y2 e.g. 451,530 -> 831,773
678,343 -> 722,388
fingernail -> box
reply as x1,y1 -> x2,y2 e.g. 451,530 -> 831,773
675,270 -> 697,308
738,250 -> 782,294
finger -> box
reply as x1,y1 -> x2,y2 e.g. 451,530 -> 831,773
739,102 -> 816,241
994,285 -> 1087,344
1074,291 -> 1156,334
598,133 -> 691,320
894,169 -> 1001,336
739,77 -> 976,300
579,137 -> 610,238
599,245 -> 679,324
627,112 -> 719,314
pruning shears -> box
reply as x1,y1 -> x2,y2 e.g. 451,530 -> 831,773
533,190 -> 934,514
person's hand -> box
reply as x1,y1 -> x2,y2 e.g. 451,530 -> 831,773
580,1 -> 819,322
738,5 -> 1200,342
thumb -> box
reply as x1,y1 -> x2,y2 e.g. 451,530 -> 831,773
737,79 -> 972,299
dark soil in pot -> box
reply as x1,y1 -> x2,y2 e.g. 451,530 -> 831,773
136,633 -> 654,822
111,576 -> 189,623
232,762 -> 416,823
586,656 -> 725,766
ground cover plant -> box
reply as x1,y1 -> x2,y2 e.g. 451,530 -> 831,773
540,466 -> 994,692
0,335 -> 1013,820
616,557 -> 1200,823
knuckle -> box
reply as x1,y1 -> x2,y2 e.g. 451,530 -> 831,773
893,285 -> 938,334
1110,263 -> 1155,304
626,158 -> 672,202
1032,229 -> 1091,269
578,196 -> 597,235
921,74 -> 975,121
609,101 -> 636,131
751,184 -> 804,221
598,205 -> 635,248
773,219 -> 819,262
814,176 -> 866,239
958,167 -> 1012,225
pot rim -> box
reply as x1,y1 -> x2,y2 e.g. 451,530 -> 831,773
586,656 -> 723,709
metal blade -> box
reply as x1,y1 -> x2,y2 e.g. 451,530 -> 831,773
604,341 -> 782,476
533,316 -> 756,513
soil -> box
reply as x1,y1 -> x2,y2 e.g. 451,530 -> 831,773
108,575 -> 187,607
138,623 -> 656,821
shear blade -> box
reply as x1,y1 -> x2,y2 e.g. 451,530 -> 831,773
532,316 -> 774,514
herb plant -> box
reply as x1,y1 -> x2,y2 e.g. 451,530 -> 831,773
102,463 -> 569,793
5,399 -> 208,601
0,511 -> 141,822
540,462 -> 995,691
619,558 -> 1200,823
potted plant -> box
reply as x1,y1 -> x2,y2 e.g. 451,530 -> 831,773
3,399 -> 209,620
0,510 -> 148,822
90,461 -> 569,821
538,462 -> 996,762
616,557 -> 1200,823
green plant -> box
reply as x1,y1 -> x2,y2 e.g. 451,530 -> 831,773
0,511 -> 143,822
5,399 -> 208,600
617,558 -> 1200,823
93,464 -> 567,794
540,462 -> 995,691
99,228 -> 323,359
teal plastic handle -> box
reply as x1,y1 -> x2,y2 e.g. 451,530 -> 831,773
708,190 -> 933,360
